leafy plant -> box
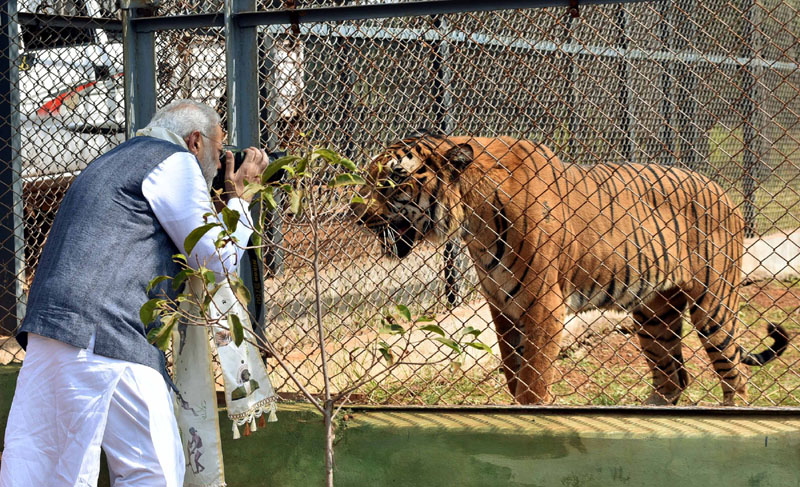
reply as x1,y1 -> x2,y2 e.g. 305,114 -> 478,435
140,141 -> 491,487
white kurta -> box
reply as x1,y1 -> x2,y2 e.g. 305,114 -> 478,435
0,131 -> 253,487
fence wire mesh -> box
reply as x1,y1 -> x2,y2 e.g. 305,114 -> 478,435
2,0 -> 800,408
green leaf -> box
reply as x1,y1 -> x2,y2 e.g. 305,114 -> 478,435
231,277 -> 251,305
146,275 -> 171,294
240,182 -> 265,201
435,337 -> 462,354
172,268 -> 193,291
378,322 -> 405,335
150,313 -> 178,352
139,298 -> 164,326
465,341 -> 494,354
184,223 -> 220,255
229,313 -> 244,347
251,232 -> 263,261
261,155 -> 300,184
420,324 -> 445,337
394,304 -> 412,321
415,315 -> 435,323
289,189 -> 303,216
328,173 -> 366,187
221,207 -> 240,234
311,148 -> 339,163
295,157 -> 308,175
203,269 -> 216,287
172,253 -> 187,263
378,341 -> 394,366
339,157 -> 357,172
262,187 -> 278,211
350,194 -> 366,205
461,326 -> 482,338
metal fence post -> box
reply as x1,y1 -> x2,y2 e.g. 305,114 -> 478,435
122,0 -> 158,138
431,15 -> 460,308
673,4 -> 704,177
618,4 -> 635,163
740,0 -> 764,238
226,0 -> 260,149
0,0 -> 24,335
228,1 -> 284,280
657,0 -> 674,167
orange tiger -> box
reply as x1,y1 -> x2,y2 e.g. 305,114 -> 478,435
352,133 -> 789,405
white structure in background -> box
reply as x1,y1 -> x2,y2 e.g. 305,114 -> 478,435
273,38 -> 305,121
18,0 -> 124,181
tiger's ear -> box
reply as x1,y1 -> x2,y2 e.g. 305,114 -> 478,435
444,143 -> 474,172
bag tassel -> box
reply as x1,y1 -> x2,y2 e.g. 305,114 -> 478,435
250,416 -> 258,433
258,413 -> 267,429
232,421 -> 241,440
243,421 -> 251,437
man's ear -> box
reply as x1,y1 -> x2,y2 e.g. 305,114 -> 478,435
444,143 -> 474,172
186,130 -> 202,156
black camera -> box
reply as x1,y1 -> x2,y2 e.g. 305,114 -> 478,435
211,147 -> 286,193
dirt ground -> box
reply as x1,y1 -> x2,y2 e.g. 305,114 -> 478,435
2,280 -> 799,407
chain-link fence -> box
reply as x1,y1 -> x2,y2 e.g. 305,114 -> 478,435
2,0 -> 800,408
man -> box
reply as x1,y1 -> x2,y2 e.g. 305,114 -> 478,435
0,99 -> 268,487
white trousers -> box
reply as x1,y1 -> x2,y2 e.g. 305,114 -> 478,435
0,334 -> 185,487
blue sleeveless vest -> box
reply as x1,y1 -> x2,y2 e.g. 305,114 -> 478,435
20,136 -> 187,377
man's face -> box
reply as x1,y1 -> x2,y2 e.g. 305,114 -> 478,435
196,125 -> 225,188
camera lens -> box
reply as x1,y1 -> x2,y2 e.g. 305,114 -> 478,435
213,147 -> 245,192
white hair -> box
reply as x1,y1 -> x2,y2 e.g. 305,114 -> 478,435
144,99 -> 220,138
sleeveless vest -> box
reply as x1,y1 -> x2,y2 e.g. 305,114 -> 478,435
20,136 -> 187,377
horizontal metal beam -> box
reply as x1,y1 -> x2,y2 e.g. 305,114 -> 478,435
132,12 -> 223,32
237,0 -> 650,27
132,0 -> 650,32
17,12 -> 122,31
284,23 -> 798,72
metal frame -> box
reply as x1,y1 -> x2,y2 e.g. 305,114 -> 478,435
16,12 -> 122,31
122,0 -> 158,137
0,0 -> 24,335
130,0 -> 651,32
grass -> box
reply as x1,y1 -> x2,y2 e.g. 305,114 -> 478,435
707,124 -> 800,235
279,279 -> 800,408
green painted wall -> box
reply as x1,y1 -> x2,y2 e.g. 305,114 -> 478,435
2,365 -> 799,486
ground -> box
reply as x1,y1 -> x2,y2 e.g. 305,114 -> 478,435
1,280 -> 799,407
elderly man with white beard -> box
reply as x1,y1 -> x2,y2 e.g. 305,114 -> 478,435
0,99 -> 269,487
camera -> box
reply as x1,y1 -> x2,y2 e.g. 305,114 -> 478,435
211,147 -> 286,193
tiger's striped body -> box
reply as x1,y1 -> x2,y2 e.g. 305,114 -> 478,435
353,134 -> 788,405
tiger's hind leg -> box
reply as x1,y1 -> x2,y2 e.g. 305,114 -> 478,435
689,290 -> 747,405
633,290 -> 689,405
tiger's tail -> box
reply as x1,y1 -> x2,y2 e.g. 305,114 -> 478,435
740,323 -> 790,366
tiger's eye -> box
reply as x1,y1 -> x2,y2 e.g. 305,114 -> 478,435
390,167 -> 408,184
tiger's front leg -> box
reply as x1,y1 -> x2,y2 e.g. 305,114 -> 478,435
495,286 -> 564,405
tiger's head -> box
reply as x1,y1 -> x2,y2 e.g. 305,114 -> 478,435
352,133 -> 475,258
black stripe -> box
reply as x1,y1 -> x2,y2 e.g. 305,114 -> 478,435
689,291 -> 707,317
644,165 -> 674,279
487,204 -> 509,272
697,321 -> 723,339
601,164 -> 618,225
705,332 -> 734,354
596,278 -> 617,309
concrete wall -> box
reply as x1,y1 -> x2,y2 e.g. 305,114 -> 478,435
1,365 -> 799,487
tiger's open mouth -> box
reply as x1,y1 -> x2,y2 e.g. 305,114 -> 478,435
378,219 -> 419,259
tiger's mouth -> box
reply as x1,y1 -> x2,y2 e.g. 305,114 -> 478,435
378,219 -> 420,259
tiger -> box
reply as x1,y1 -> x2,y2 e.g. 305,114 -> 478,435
351,133 -> 790,406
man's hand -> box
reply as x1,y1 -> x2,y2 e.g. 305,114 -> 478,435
223,147 -> 269,203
